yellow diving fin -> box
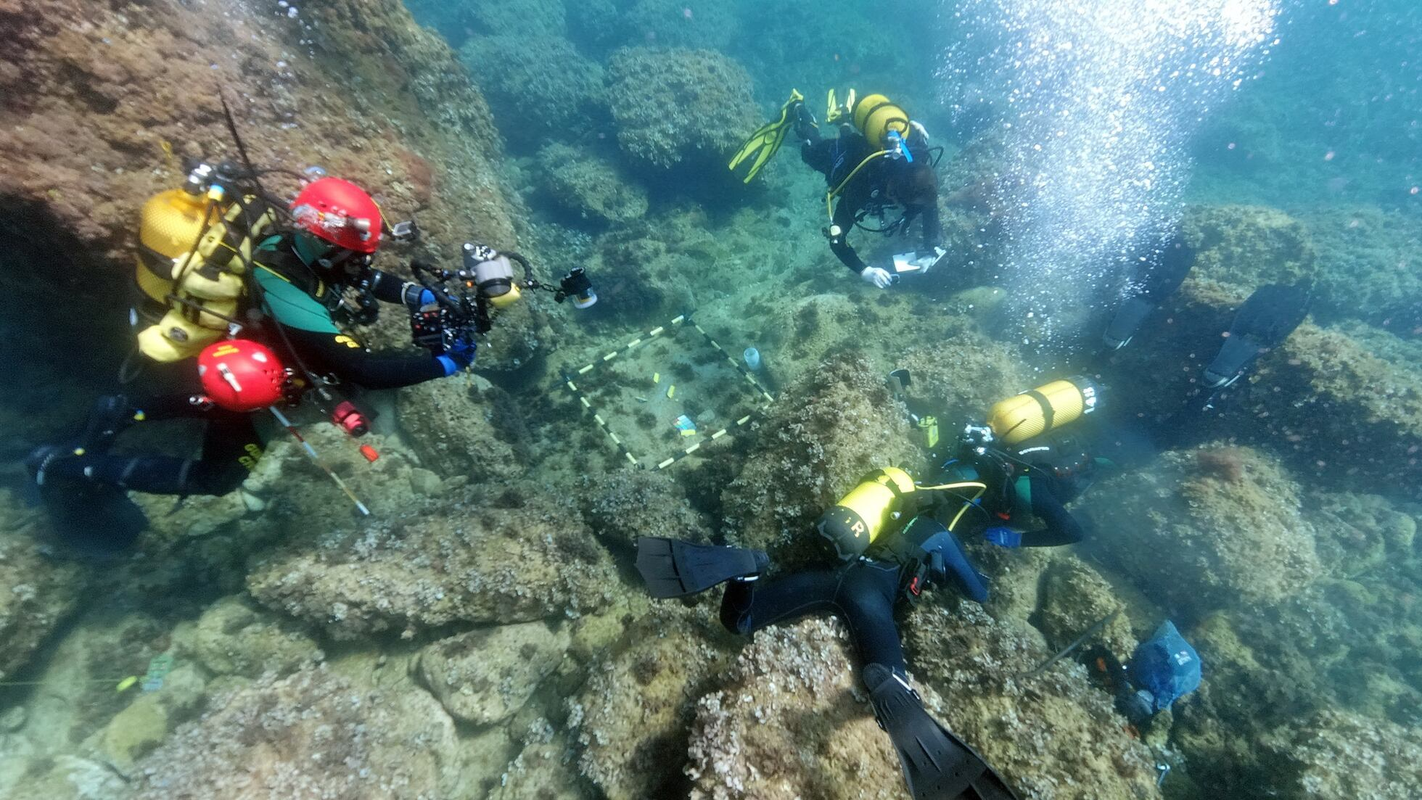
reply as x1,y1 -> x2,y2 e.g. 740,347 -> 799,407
826,88 -> 856,124
728,89 -> 807,184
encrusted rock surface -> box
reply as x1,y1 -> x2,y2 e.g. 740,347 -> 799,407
1082,444 -> 1323,614
416,622 -> 571,727
247,495 -> 619,638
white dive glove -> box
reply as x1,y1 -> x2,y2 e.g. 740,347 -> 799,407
860,266 -> 894,289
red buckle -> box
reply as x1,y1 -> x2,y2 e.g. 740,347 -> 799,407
909,576 -> 921,596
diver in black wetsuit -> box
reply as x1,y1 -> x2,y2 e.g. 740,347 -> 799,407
28,177 -> 473,510
638,507 -> 1016,800
798,99 -> 943,288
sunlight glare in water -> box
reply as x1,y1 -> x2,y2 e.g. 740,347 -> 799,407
941,0 -> 1279,350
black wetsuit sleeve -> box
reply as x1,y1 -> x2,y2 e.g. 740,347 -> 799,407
1018,473 -> 1086,547
282,326 -> 445,390
829,196 -> 869,274
367,269 -> 416,305
920,199 -> 941,251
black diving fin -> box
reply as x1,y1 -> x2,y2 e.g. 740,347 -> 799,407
1203,283 -> 1311,389
636,537 -> 767,599
1104,235 -> 1195,350
38,474 -> 148,555
865,663 -> 1020,800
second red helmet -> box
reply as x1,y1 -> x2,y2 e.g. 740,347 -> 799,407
290,177 -> 382,254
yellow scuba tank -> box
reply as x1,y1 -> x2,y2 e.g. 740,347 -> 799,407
985,377 -> 1101,445
816,467 -> 917,560
852,93 -> 911,146
134,182 -> 276,362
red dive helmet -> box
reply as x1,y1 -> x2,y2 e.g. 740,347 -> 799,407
197,340 -> 289,412
290,177 -> 382,254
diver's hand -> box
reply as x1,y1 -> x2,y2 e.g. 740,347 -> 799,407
983,527 -> 1022,548
436,336 -> 476,375
860,266 -> 894,289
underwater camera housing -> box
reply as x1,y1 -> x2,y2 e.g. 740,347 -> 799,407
555,267 -> 597,309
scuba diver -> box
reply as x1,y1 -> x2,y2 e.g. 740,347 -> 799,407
883,372 -> 1131,551
730,89 -> 945,289
638,521 -> 1016,800
24,164 -> 476,549
635,377 -> 1128,799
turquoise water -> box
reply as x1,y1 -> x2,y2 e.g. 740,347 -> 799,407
0,0 -> 1418,798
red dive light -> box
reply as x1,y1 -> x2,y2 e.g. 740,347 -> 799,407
197,340 -> 288,412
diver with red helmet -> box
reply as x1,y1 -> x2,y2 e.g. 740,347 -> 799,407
26,172 -> 473,550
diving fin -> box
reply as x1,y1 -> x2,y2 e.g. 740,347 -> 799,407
865,663 -> 1020,800
38,474 -> 148,554
1203,283 -> 1310,388
636,537 -> 767,599
1105,236 -> 1194,350
729,89 -> 808,183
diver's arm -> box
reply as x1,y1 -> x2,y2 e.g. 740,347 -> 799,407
920,198 -> 942,252
366,269 -> 427,306
282,326 -> 448,390
1017,476 -> 1086,547
829,197 -> 871,274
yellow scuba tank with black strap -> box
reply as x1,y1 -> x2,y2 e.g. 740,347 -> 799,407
817,467 -> 917,560
134,179 -> 276,362
822,91 -> 914,226
985,376 -> 1101,445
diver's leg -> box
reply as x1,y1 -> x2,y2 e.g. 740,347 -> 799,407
833,560 -> 910,678
37,411 -> 260,496
719,568 -> 842,635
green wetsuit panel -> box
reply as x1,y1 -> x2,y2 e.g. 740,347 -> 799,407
252,266 -> 340,334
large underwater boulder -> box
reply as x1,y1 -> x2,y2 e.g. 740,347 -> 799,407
579,468 -> 711,551
904,603 -> 1164,800
570,602 -> 735,800
246,495 -> 619,639
395,375 -> 532,482
685,617 -> 905,800
1081,443 -> 1323,615
0,521 -> 89,681
460,36 -> 608,146
1181,204 -> 1318,296
129,665 -> 465,799
537,142 -> 650,226
721,353 -> 917,565
1261,709 -> 1422,800
415,622 -> 571,727
606,47 -> 761,173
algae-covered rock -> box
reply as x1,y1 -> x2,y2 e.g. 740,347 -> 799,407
622,0 -> 740,50
461,36 -> 608,144
686,617 -> 905,800
91,662 -> 206,776
1035,556 -> 1138,659
722,354 -> 917,565
1300,205 -> 1422,333
396,375 -> 531,480
415,622 -> 571,726
905,603 -> 1163,800
1308,492 -> 1415,578
1182,204 -> 1317,295
579,469 -> 710,550
130,665 -> 465,799
0,529 -> 89,680
6,756 -> 126,800
607,47 -> 760,172
491,721 -> 588,800
172,596 -> 322,679
893,333 -> 1031,427
1262,709 -> 1422,800
537,143 -> 649,225
570,602 -> 734,800
247,496 -> 618,638
1081,444 -> 1323,614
